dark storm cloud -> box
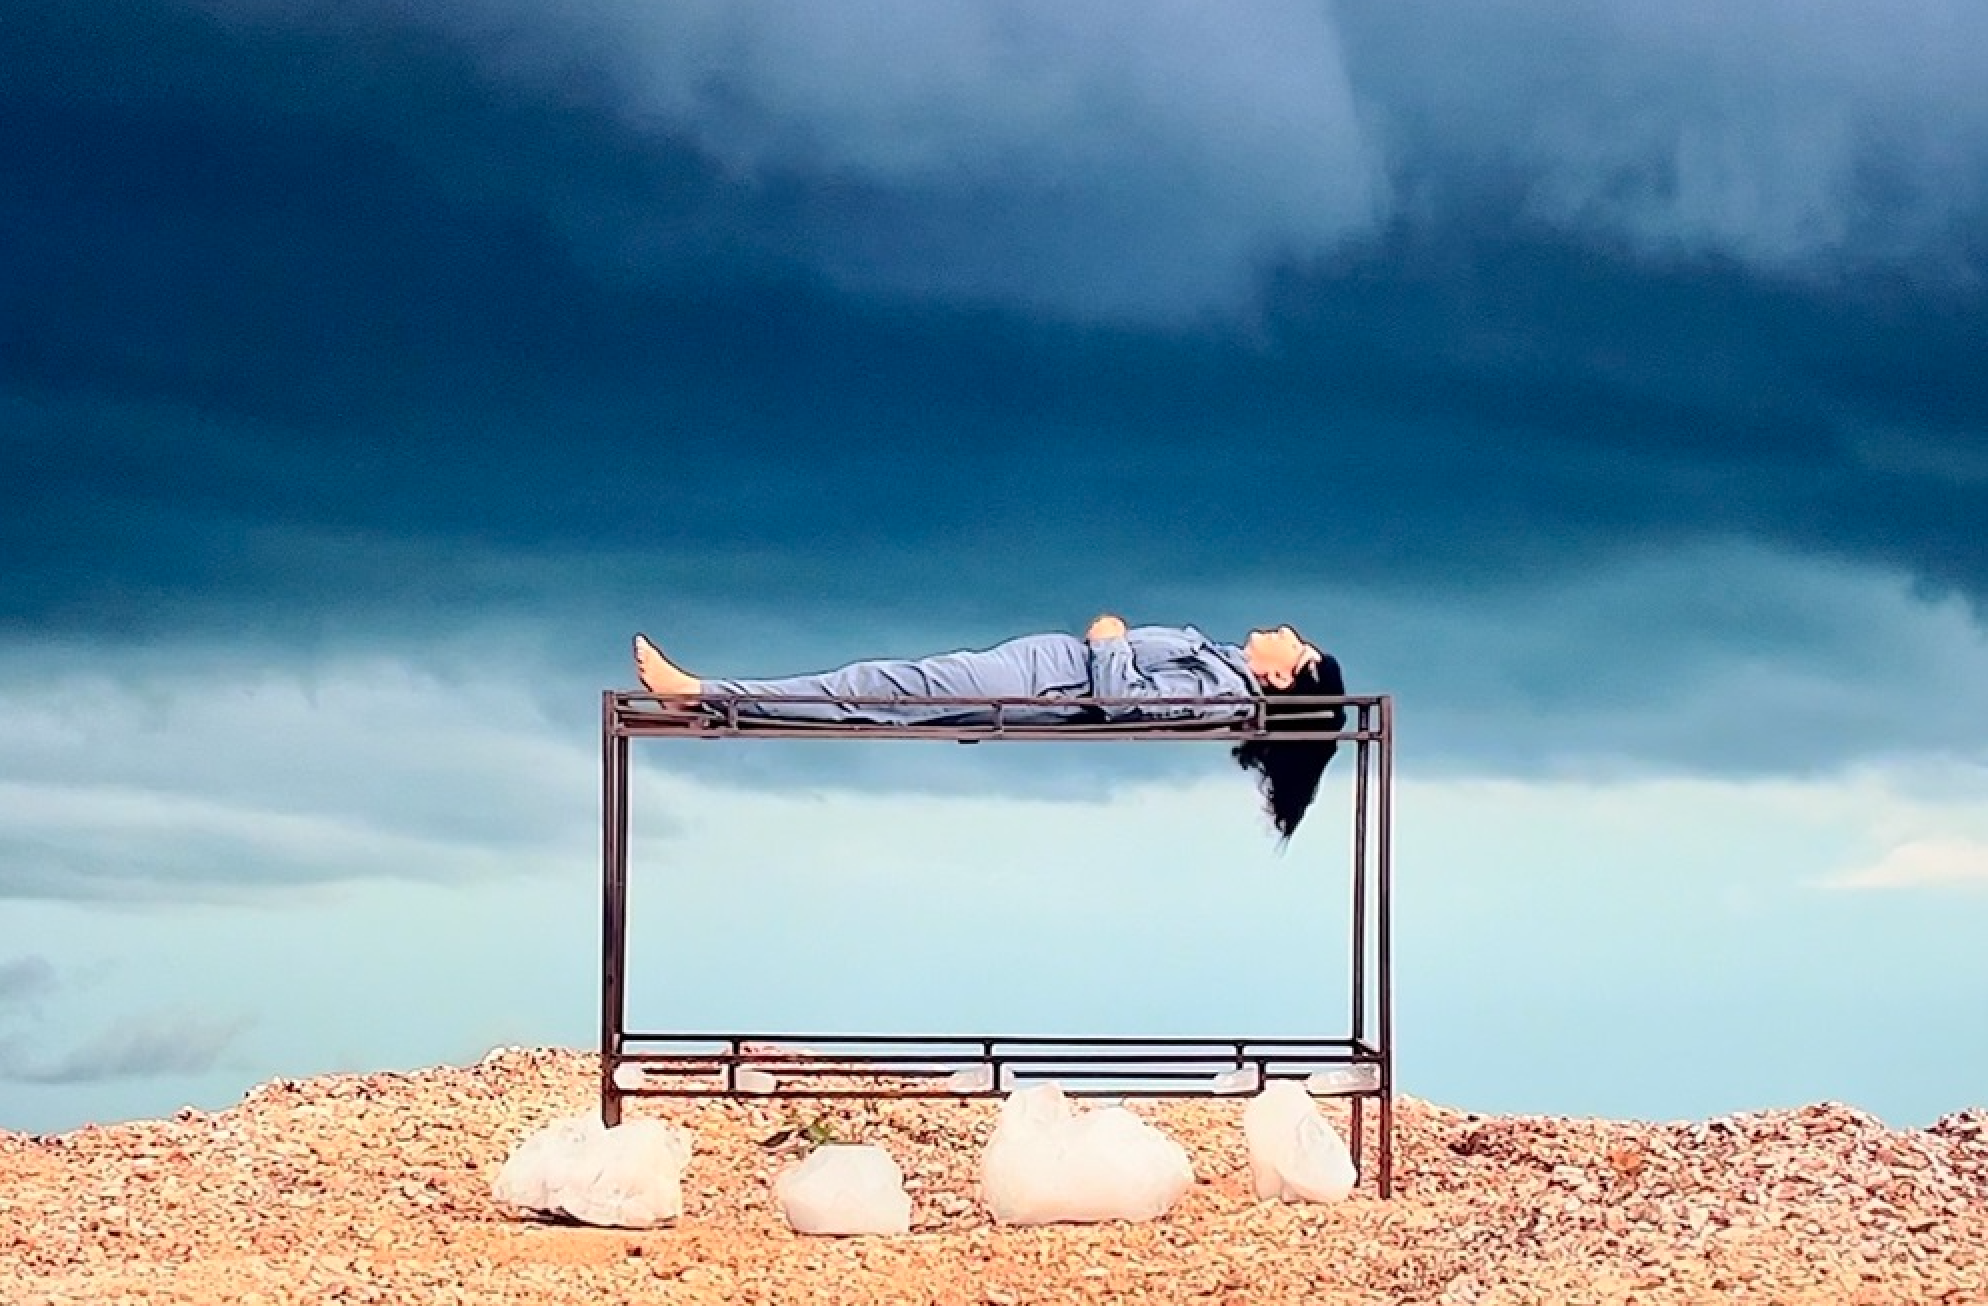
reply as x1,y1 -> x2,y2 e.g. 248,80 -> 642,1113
202,0 -> 1384,319
1333,0 -> 1988,279
241,0 -> 1986,307
3,0 -> 1986,669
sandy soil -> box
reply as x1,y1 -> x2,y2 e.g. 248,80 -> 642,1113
3,1047 -> 1984,1305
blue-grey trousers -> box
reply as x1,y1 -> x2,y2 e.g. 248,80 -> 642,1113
703,633 -> 1094,725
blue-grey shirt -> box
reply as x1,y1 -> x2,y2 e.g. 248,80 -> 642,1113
1086,624 -> 1259,720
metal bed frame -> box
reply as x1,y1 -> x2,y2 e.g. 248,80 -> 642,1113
598,688 -> 1397,1197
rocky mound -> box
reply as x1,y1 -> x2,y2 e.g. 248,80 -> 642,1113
3,1047 -> 1984,1304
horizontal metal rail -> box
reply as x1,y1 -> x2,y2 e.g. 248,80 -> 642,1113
618,1033 -> 1385,1102
621,1032 -> 1379,1049
610,690 -> 1362,741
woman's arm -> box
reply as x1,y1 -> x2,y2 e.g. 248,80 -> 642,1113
1083,614 -> 1247,721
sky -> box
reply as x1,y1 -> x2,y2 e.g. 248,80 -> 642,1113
3,0 -> 1986,1138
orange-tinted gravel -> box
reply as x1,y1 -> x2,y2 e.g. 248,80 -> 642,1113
3,1047 -> 1983,1305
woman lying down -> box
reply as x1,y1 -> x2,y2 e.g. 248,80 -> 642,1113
630,615 -> 1348,841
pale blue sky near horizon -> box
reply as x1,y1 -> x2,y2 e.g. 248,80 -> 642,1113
4,0 -> 1988,1137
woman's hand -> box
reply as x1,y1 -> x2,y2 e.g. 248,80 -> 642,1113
1086,613 -> 1128,641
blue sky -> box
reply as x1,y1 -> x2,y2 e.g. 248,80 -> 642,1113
3,0 -> 1986,1136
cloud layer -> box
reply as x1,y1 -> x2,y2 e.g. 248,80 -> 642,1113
0,955 -> 252,1085
203,0 -> 1988,311
0,957 -> 57,1006
0,1011 -> 252,1086
1824,837 -> 1988,891
6,552 -> 1988,905
1338,0 -> 1988,277
4,0 -> 1985,801
7,1 -> 1986,643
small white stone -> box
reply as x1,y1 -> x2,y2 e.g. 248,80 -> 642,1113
1244,1080 -> 1358,1204
774,1143 -> 913,1237
1210,1065 -> 1262,1095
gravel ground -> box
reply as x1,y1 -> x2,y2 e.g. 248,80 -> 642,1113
3,1047 -> 1984,1305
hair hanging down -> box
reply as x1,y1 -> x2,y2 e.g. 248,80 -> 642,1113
1232,653 -> 1346,843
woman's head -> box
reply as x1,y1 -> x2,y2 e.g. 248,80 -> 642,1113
1241,624 -> 1324,689
1232,647 -> 1345,843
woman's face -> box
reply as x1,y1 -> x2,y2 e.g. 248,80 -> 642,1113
1244,624 -> 1321,687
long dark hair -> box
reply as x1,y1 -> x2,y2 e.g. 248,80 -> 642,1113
1232,652 -> 1346,843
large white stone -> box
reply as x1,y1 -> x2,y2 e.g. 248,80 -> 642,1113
978,1082 -> 1194,1225
492,1114 -> 693,1229
1242,1080 -> 1357,1203
773,1143 -> 913,1236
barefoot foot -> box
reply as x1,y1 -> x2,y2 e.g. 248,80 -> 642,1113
632,633 -> 701,697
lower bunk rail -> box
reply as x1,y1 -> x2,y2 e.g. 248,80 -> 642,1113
601,1031 -> 1395,1196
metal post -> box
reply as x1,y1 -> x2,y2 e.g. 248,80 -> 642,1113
600,691 -> 631,1127
1352,700 -> 1371,1045
1377,693 -> 1395,1198
1350,699 -> 1370,1185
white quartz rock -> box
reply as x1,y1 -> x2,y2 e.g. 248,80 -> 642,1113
492,1114 -> 693,1228
1242,1080 -> 1357,1203
773,1143 -> 913,1236
979,1082 -> 1194,1225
